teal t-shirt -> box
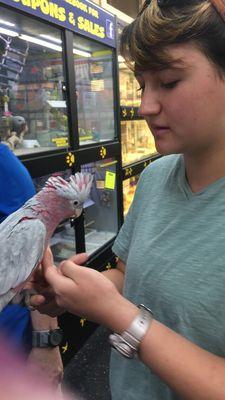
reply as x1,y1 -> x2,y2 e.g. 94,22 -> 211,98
111,154 -> 225,400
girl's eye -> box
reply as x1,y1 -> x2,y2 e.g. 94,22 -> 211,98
161,80 -> 180,89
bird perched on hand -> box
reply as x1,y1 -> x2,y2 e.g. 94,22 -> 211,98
0,172 -> 93,311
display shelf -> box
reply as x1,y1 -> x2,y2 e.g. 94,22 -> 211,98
121,117 -> 157,166
14,146 -> 52,156
85,229 -> 116,254
120,106 -> 142,120
122,153 -> 162,180
50,221 -> 76,263
123,174 -> 139,216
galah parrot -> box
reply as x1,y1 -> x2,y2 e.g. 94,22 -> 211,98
0,172 -> 93,311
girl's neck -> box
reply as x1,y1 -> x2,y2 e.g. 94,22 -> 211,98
184,147 -> 225,193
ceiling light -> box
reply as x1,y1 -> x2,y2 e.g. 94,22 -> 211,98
39,34 -> 62,44
19,34 -> 62,51
0,27 -> 18,37
73,48 -> 91,58
0,19 -> 15,27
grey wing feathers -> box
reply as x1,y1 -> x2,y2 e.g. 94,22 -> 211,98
0,218 -> 46,296
0,207 -> 26,232
0,289 -> 16,311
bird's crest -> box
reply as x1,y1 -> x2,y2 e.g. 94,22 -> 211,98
44,172 -> 93,203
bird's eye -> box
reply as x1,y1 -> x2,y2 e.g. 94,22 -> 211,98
74,200 -> 79,206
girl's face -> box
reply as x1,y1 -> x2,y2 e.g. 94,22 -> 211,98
136,42 -> 225,157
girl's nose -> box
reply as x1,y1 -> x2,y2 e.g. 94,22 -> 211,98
138,90 -> 162,117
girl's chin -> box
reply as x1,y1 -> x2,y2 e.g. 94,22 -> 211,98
155,146 -> 180,156
154,140 -> 182,156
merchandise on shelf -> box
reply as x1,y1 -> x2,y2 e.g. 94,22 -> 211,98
123,175 -> 139,215
121,119 -> 157,165
119,65 -> 141,107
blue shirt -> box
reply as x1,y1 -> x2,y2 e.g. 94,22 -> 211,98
0,144 -> 35,222
0,143 -> 35,353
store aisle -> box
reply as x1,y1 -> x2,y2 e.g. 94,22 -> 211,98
63,326 -> 111,400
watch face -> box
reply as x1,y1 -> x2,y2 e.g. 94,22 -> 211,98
50,329 -> 63,346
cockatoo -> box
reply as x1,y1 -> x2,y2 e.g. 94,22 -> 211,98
0,172 -> 93,311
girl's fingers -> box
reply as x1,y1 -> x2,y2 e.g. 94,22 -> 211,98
59,260 -> 81,281
29,294 -> 46,307
68,252 -> 88,265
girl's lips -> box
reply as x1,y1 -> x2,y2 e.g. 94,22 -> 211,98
151,126 -> 171,136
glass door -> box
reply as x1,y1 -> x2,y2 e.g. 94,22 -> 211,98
0,7 -> 69,155
73,35 -> 116,145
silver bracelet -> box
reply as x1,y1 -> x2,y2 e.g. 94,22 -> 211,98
109,304 -> 153,359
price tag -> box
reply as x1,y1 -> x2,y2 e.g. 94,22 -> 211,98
105,171 -> 116,190
96,180 -> 105,189
52,137 -> 68,147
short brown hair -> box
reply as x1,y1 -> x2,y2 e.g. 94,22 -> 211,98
120,0 -> 225,74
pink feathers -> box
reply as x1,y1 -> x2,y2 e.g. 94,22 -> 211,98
43,172 -> 93,202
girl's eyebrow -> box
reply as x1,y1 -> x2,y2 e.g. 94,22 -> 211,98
134,62 -> 190,79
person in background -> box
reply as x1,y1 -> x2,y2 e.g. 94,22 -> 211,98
29,0 -> 225,399
0,141 -> 63,386
0,341 -> 70,400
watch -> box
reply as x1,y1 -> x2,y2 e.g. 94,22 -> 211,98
32,328 -> 63,348
108,304 -> 153,359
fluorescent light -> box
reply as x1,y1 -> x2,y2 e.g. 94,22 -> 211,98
0,19 -> 15,27
73,48 -> 91,58
19,34 -> 62,51
0,27 -> 18,37
39,34 -> 62,44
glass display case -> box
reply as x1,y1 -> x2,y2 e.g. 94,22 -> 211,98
82,158 -> 118,254
74,35 -> 115,145
119,58 -> 157,166
32,163 -> 119,261
123,174 -> 139,216
51,220 -> 77,263
119,63 -> 141,107
121,119 -> 157,165
0,7 -> 69,155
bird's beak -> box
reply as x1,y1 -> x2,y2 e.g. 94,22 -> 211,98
73,206 -> 83,218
